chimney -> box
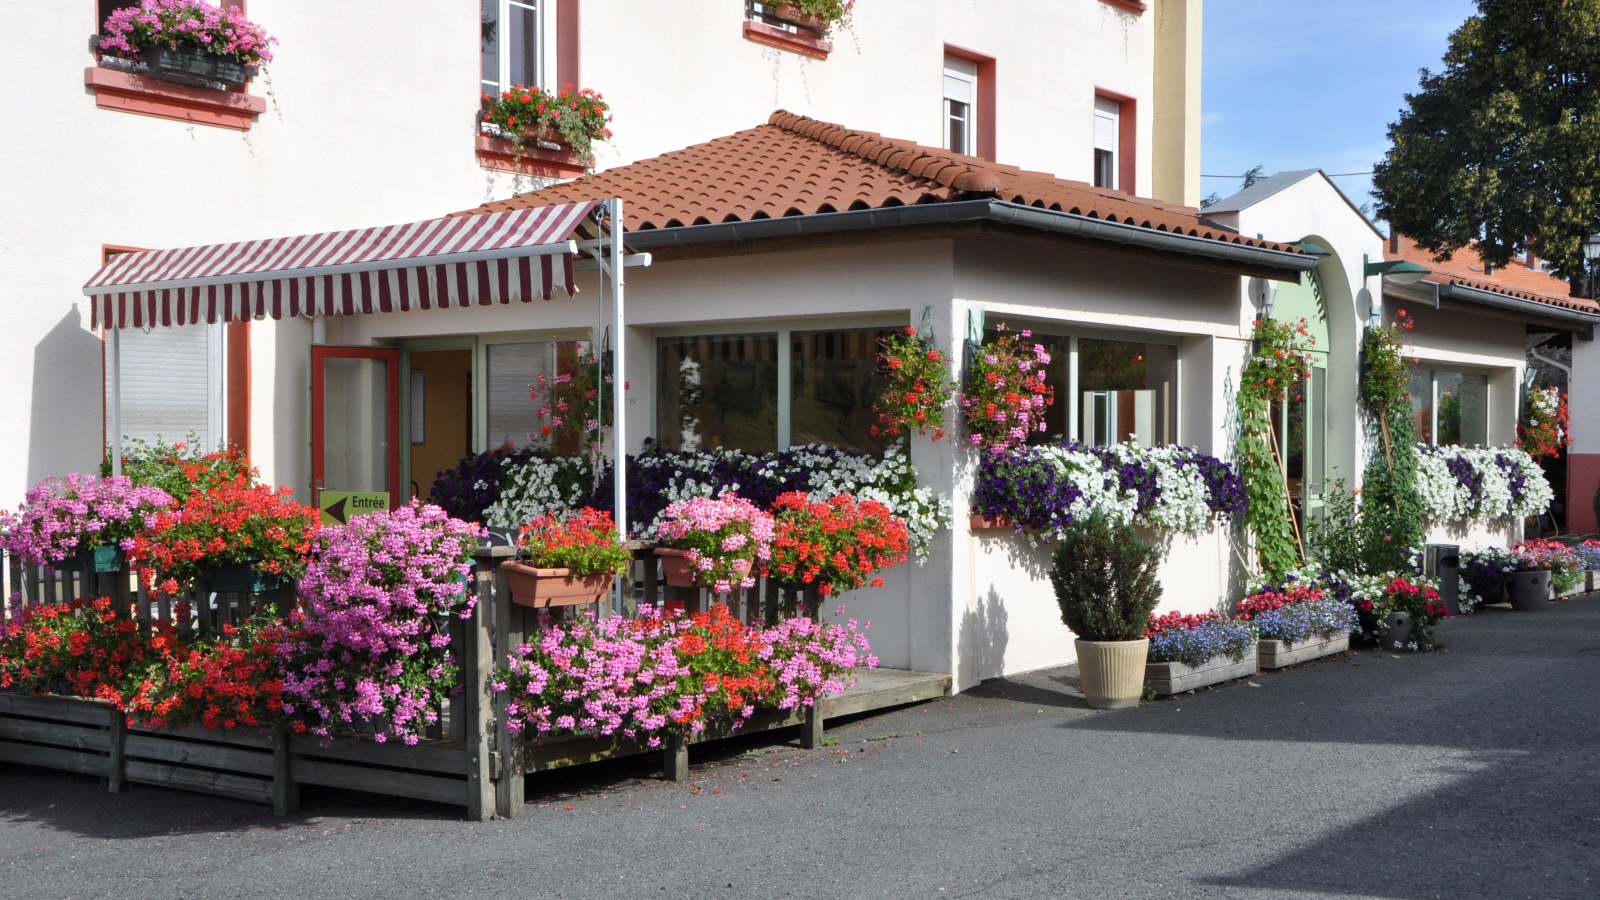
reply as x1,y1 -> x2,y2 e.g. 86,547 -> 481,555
1526,248 -> 1539,269
1389,231 -> 1399,254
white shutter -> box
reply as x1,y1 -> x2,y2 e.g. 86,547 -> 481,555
107,323 -> 222,450
1094,96 -> 1120,153
943,74 -> 972,104
485,341 -> 552,448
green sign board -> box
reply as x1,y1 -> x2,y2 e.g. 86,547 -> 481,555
319,491 -> 390,525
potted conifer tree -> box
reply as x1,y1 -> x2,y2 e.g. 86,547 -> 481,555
1049,515 -> 1163,710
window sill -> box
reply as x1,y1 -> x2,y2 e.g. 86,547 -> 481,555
742,20 -> 831,59
476,134 -> 586,180
1100,0 -> 1147,13
85,66 -> 266,131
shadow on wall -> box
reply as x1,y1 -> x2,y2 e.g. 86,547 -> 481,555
28,308 -> 103,487
957,586 -> 1011,683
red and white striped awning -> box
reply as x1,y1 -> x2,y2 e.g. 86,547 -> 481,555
83,200 -> 600,329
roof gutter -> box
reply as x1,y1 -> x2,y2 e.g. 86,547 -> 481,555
1435,281 -> 1600,327
623,199 -> 1318,273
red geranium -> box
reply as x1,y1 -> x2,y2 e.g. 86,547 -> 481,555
128,476 -> 319,596
768,492 -> 909,597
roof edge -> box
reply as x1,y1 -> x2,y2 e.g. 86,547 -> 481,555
1435,281 -> 1600,326
622,200 -> 1316,272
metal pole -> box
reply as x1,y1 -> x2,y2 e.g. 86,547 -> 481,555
609,199 -> 627,539
109,326 -> 122,477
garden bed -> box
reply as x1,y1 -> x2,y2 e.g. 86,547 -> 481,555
1145,648 -> 1258,696
1258,634 -> 1349,669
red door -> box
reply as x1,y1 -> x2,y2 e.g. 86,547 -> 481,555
311,346 -> 401,508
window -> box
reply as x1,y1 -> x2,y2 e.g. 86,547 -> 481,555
657,334 -> 780,453
790,328 -> 895,455
484,341 -> 553,448
944,57 -> 977,155
1410,367 -> 1489,446
981,326 -> 1179,447
107,323 -> 226,451
482,0 -> 544,95
1094,96 -> 1120,189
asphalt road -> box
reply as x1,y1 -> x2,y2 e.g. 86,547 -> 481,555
1,598 -> 1597,900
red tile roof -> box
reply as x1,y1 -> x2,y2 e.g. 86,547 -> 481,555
457,111 -> 1304,256
1386,235 -> 1598,314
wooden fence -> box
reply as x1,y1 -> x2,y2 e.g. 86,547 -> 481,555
0,544 -> 929,821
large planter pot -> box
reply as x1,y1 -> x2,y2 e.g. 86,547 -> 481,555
1377,612 -> 1415,652
1258,633 -> 1349,669
1509,570 -> 1550,611
501,560 -> 613,608
1075,638 -> 1148,710
139,43 -> 249,87
654,548 -> 750,591
201,561 -> 284,593
1145,646 -> 1257,696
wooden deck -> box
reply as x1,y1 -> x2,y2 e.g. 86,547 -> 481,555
0,544 -> 950,820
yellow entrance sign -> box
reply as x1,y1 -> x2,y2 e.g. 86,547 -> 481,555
319,491 -> 390,525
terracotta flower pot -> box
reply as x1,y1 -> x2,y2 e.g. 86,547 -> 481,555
501,560 -> 614,608
1075,638 -> 1148,710
654,548 -> 751,591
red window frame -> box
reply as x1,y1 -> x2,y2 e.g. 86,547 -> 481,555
310,346 -> 402,508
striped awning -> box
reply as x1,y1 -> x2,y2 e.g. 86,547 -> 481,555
83,201 -> 600,329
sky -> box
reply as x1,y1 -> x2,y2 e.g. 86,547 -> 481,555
1201,0 -> 1480,223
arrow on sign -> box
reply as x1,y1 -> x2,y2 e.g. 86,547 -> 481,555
324,496 -> 348,525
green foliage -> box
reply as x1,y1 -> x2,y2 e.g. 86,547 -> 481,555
1358,322 -> 1428,573
102,436 -> 256,501
1372,1 -> 1600,285
1306,479 -> 1367,575
1048,515 -> 1163,642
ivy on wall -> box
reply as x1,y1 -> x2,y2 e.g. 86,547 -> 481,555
1235,317 -> 1317,576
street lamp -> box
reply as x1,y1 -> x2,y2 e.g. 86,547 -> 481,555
1363,255 -> 1429,285
1581,233 -> 1600,299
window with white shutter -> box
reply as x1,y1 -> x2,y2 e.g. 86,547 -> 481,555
1094,96 -> 1120,189
106,323 -> 225,451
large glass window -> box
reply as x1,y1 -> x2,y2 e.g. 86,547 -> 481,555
980,326 -> 1179,447
791,328 -> 894,455
1410,367 -> 1489,445
482,0 -> 541,96
657,334 -> 780,453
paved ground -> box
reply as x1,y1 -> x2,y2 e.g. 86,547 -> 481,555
1,599 -> 1597,900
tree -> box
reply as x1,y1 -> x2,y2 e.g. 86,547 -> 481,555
1372,0 -> 1600,288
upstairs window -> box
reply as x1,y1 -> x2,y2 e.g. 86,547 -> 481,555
1094,96 -> 1120,189
482,0 -> 545,94
943,57 -> 977,155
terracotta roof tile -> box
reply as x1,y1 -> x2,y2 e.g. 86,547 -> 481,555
1387,235 -> 1598,314
456,111 -> 1303,255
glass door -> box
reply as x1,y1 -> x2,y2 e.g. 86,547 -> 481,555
311,346 -> 400,509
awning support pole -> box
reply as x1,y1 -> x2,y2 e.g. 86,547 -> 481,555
608,198 -> 627,546
109,326 -> 122,477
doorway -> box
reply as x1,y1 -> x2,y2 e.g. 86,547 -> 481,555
407,349 -> 475,502
311,346 -> 401,508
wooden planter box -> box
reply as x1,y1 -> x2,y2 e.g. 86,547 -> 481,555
500,560 -> 613,608
1258,633 -> 1349,669
1145,647 -> 1258,695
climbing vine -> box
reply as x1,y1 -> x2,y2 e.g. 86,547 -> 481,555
1357,311 -> 1427,573
1235,317 -> 1316,576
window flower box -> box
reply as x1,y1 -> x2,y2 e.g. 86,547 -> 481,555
766,3 -> 829,31
1145,646 -> 1258,696
655,548 -> 753,590
70,545 -> 127,574
501,561 -> 613,608
1258,633 -> 1349,669
138,43 -> 250,88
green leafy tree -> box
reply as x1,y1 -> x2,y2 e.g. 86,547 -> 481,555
1372,0 -> 1600,287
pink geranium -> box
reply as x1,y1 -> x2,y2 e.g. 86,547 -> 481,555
657,494 -> 776,594
100,0 -> 276,67
0,475 -> 173,567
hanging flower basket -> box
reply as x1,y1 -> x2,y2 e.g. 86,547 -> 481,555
70,544 -> 127,574
201,560 -> 285,593
139,43 -> 250,87
501,560 -> 613,608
